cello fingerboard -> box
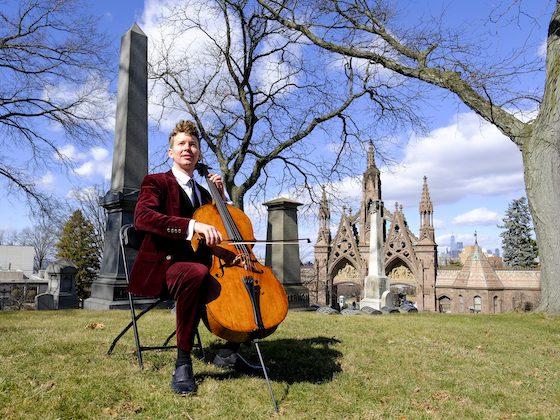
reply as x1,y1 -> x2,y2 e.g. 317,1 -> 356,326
244,275 -> 264,331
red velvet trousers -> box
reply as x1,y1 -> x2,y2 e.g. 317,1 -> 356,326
165,262 -> 209,352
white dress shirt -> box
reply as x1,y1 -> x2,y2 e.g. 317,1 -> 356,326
171,166 -> 201,240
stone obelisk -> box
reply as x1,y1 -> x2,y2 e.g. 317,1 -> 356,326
263,198 -> 309,309
360,200 -> 390,310
85,24 -> 148,309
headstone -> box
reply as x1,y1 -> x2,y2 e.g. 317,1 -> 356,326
381,290 -> 394,307
399,304 -> 418,313
360,306 -> 383,315
381,306 -> 400,314
340,308 -> 362,316
35,259 -> 79,309
360,200 -> 390,310
316,306 -> 340,315
263,198 -> 309,309
85,24 -> 148,309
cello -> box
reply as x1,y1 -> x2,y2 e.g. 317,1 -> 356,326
191,162 -> 289,344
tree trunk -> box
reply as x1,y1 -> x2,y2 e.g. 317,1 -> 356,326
525,5 -> 560,312
523,126 -> 560,312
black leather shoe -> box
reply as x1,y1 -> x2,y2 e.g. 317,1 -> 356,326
213,352 -> 269,376
171,364 -> 197,395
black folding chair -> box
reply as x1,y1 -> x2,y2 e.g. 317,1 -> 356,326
108,224 -> 278,411
107,224 -> 205,369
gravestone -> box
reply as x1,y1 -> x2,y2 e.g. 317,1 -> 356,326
316,306 -> 340,315
35,259 -> 79,309
340,308 -> 363,316
360,306 -> 383,315
85,24 -> 148,309
263,198 -> 309,309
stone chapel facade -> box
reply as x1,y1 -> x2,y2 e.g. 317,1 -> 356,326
313,145 -> 438,311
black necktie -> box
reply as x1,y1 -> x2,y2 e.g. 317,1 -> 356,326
189,179 -> 200,208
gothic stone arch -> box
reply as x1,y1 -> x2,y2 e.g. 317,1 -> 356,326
386,256 -> 417,301
438,295 -> 452,313
330,259 -> 363,308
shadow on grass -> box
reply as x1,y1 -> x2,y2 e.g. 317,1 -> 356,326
203,336 -> 342,384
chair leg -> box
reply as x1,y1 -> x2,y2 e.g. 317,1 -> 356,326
160,329 -> 206,363
107,298 -> 163,356
252,340 -> 278,413
162,330 -> 177,347
128,293 -> 144,369
195,330 -> 206,363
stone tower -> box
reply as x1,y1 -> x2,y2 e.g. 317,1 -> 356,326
414,176 -> 438,311
359,142 -> 382,245
314,187 -> 332,305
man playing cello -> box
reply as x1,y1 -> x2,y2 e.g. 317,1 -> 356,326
128,120 -> 264,395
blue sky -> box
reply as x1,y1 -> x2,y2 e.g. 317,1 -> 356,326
0,0 -> 552,260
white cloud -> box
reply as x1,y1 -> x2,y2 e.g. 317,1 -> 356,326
56,144 -> 88,162
379,111 -> 525,208
55,144 -> 111,180
433,218 -> 446,229
90,147 -> 110,161
43,73 -> 116,132
71,147 -> 112,180
38,172 -> 56,190
75,161 -> 95,177
452,207 -> 501,226
538,39 -> 547,58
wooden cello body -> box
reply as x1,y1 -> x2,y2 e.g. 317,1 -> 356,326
192,164 -> 288,343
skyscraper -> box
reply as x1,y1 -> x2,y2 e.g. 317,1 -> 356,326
450,234 -> 457,258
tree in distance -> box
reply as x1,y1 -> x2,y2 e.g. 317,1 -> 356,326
56,210 -> 100,301
499,197 -> 538,269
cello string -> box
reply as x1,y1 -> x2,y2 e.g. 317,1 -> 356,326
208,176 -> 255,271
201,165 -> 253,267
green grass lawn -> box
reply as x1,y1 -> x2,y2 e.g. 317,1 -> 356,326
0,309 -> 559,419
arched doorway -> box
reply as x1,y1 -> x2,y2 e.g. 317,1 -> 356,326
387,263 -> 416,304
493,295 -> 500,313
438,295 -> 451,313
332,261 -> 362,309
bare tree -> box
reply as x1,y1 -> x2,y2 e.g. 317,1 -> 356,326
0,0 -> 112,213
18,223 -> 58,271
258,0 -> 560,312
0,230 -> 19,246
148,0 -> 422,209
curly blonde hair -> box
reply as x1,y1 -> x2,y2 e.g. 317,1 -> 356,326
168,120 -> 200,148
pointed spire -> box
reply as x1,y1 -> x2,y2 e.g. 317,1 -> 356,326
419,176 -> 433,214
474,230 -> 478,245
367,141 -> 376,168
316,185 -> 331,245
419,177 -> 435,242
360,141 -> 382,244
318,185 -> 330,230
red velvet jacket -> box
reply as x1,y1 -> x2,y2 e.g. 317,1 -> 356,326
128,170 -> 212,297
